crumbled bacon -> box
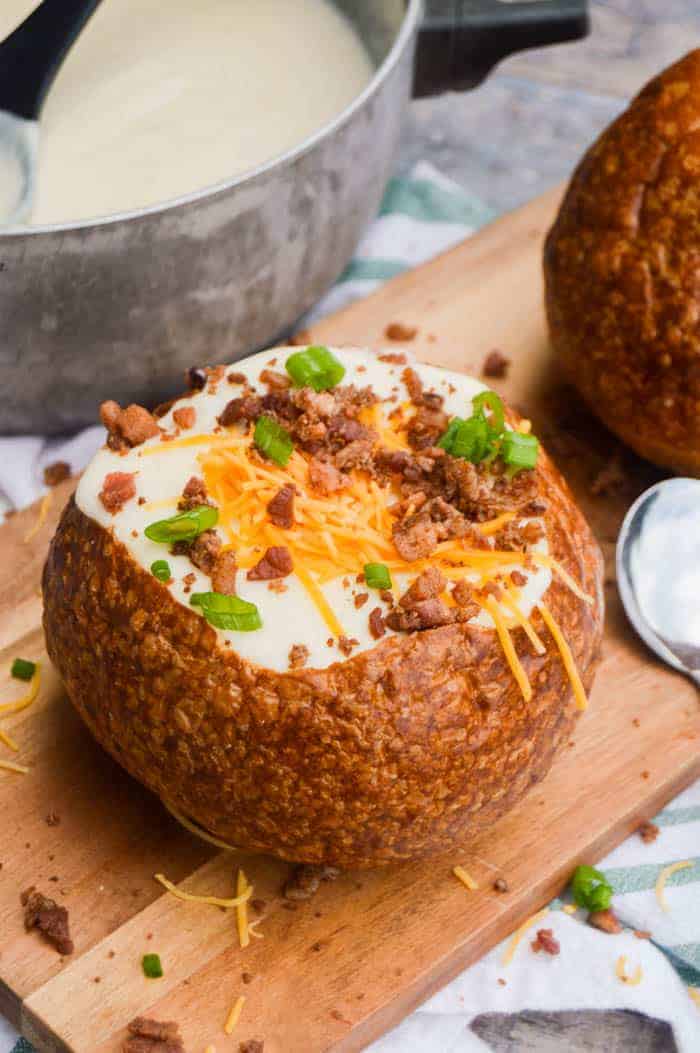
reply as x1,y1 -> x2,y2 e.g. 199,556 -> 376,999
259,368 -> 290,391
385,322 -> 417,342
587,909 -> 622,935
308,458 -> 347,495
392,495 -> 468,562
482,349 -> 510,378
99,472 -> 136,514
172,406 -> 195,430
218,395 -> 263,427
407,402 -> 449,450
334,437 -> 375,472
402,367 -> 424,403
43,461 -> 71,487
638,820 -> 659,843
386,598 -> 454,632
399,567 -> 445,607
178,475 -> 210,510
267,484 -> 296,529
211,551 -> 238,595
21,887 -> 74,955
354,592 -> 369,609
338,636 -> 359,657
124,1016 -> 184,1053
378,351 -> 407,364
239,1041 -> 265,1053
368,607 -> 386,639
247,546 -> 293,581
289,644 -> 309,669
283,864 -> 340,901
530,928 -> 560,955
228,371 -> 247,385
189,530 -> 222,575
510,570 -> 528,587
451,579 -> 479,618
100,400 -> 160,450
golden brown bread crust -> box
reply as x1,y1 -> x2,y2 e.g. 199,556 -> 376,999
42,447 -> 603,869
545,50 -> 700,475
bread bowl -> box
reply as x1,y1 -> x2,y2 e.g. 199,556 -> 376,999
545,49 -> 700,476
42,345 -> 604,868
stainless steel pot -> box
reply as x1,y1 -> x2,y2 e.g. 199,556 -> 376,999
0,0 -> 587,433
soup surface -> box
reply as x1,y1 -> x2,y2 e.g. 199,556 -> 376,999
0,0 -> 373,226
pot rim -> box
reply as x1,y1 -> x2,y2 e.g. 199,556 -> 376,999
2,0 -> 422,240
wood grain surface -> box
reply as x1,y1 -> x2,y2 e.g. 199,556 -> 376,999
0,187 -> 698,1053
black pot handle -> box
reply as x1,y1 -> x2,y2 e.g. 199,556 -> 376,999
414,0 -> 589,97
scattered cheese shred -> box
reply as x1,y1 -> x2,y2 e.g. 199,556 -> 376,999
161,799 -> 238,851
501,908 -> 549,966
689,987 -> 700,1009
154,873 -> 252,909
23,491 -> 53,543
562,904 -> 577,915
500,589 -> 546,655
616,955 -> 643,986
537,603 -> 588,710
247,918 -> 264,939
294,565 -> 344,637
0,759 -> 29,775
655,860 -> 694,912
224,995 -> 245,1035
0,665 -> 41,716
485,596 -> 532,701
0,727 -> 19,752
453,865 -> 479,891
532,554 -> 594,605
236,868 -> 250,949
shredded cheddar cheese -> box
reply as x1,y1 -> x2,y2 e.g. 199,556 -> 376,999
236,868 -> 250,949
154,873 -> 252,909
501,908 -> 550,966
0,727 -> 18,752
453,865 -> 479,890
562,904 -> 577,915
161,799 -> 238,850
501,588 -> 546,655
689,987 -> 700,1009
0,665 -> 41,716
537,603 -> 588,711
24,491 -> 53,543
655,860 -> 694,912
616,955 -> 643,986
224,995 -> 246,1035
485,596 -> 532,701
0,759 -> 29,774
247,918 -> 264,939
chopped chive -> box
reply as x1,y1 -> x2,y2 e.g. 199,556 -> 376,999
253,415 -> 293,467
471,390 -> 505,435
142,953 -> 163,979
144,505 -> 218,544
501,431 -> 539,472
570,865 -> 613,912
285,346 -> 346,392
150,560 -> 171,582
190,592 -> 262,632
11,658 -> 36,682
364,563 -> 392,590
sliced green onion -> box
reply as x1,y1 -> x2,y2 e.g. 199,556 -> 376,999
437,417 -> 464,452
501,431 -> 539,472
150,560 -> 171,582
190,592 -> 262,632
254,415 -> 293,467
285,346 -> 346,392
364,562 -> 392,590
439,417 -> 492,463
472,390 -> 505,435
142,953 -> 163,979
144,505 -> 218,544
11,658 -> 36,682
570,865 -> 613,912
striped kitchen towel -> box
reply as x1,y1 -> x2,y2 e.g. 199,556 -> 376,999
1,163 -> 697,1053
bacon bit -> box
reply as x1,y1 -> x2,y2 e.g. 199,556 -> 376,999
638,820 -> 659,843
100,400 -> 160,449
368,607 -> 385,639
633,930 -> 651,940
45,812 -> 60,827
385,322 -> 417,342
288,644 -> 309,669
247,546 -> 293,581
267,484 -> 296,529
21,886 -> 74,955
228,371 -> 247,385
283,864 -> 340,901
218,395 -> 263,427
43,461 -> 71,487
354,592 -> 369,609
259,368 -> 291,391
178,475 -> 210,510
493,878 -> 509,893
308,458 -> 347,495
290,328 -> 313,346
587,908 -> 622,935
530,928 -> 560,956
482,349 -> 510,378
399,567 -> 445,608
172,406 -> 195,430
189,530 -> 222,574
99,472 -> 136,514
125,1016 -> 184,1053
378,351 -> 408,365
510,570 -> 527,587
211,552 -> 238,596
239,1041 -> 264,1053
338,635 -> 359,657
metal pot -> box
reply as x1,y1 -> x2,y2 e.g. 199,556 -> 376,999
0,0 -> 587,433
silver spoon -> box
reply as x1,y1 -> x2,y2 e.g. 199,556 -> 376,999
617,477 -> 700,689
0,0 -> 102,226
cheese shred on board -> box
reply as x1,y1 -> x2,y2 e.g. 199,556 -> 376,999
0,759 -> 29,774
23,490 -> 53,543
453,865 -> 479,890
0,727 -> 18,752
224,995 -> 246,1035
655,860 -> 694,912
616,955 -> 643,985
501,908 -> 550,966
0,665 -> 41,716
236,868 -> 250,949
154,873 -> 252,909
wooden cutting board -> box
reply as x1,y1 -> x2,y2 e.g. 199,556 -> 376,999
1,187 -> 698,1053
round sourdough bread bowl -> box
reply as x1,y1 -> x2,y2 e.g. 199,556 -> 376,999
545,50 -> 700,476
42,345 -> 604,868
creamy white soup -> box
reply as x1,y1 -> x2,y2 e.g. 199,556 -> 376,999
0,0 -> 373,226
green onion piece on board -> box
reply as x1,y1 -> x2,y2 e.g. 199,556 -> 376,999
254,415 -> 293,467
150,560 -> 171,582
501,431 -> 539,473
11,658 -> 36,682
285,346 -> 346,392
570,864 -> 613,912
142,953 -> 163,979
190,592 -> 262,632
144,505 -> 218,544
364,563 -> 392,590
471,390 -> 505,436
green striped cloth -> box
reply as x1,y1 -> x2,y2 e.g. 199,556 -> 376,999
6,162 -> 699,1053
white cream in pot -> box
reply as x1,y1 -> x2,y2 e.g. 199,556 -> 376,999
0,0 -> 373,226
76,347 -> 552,672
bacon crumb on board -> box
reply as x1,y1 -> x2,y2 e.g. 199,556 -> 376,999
587,908 -> 622,935
247,546 -> 293,581
172,406 -> 195,430
21,886 -> 74,955
283,864 -> 341,901
43,461 -> 71,487
45,812 -> 60,827
99,472 -> 136,514
385,322 -> 418,342
123,1016 -> 184,1053
288,644 -> 310,669
482,349 -> 510,378
239,1040 -> 265,1053
493,878 -> 509,893
530,928 -> 560,955
638,820 -> 659,843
